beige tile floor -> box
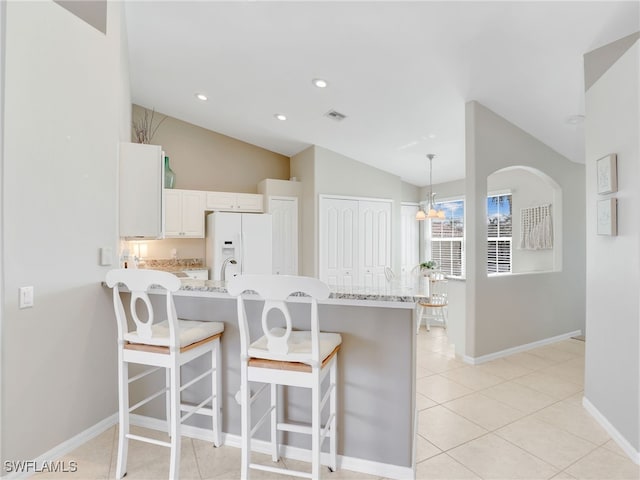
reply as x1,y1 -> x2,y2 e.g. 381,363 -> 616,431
37,328 -> 639,479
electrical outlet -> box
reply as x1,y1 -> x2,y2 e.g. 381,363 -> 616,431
19,286 -> 34,309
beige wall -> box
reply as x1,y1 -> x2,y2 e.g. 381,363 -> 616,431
290,146 -> 316,276
401,181 -> 420,203
292,145 -> 406,277
129,105 -> 292,261
2,1 -> 128,462
465,101 -> 585,359
132,104 -> 290,192
584,39 -> 639,457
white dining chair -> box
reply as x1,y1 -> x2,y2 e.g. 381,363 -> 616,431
227,274 -> 341,480
416,270 -> 448,332
105,269 -> 224,479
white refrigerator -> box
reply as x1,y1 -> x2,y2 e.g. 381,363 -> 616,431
206,212 -> 272,281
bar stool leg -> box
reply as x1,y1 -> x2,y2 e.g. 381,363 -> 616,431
311,372 -> 321,479
240,364 -> 250,480
415,304 -> 424,334
270,383 -> 279,462
165,368 -> 171,437
116,358 -> 129,479
169,360 -> 181,480
212,338 -> 222,447
329,357 -> 338,472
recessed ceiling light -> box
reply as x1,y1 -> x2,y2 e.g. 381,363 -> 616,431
274,113 -> 287,121
312,78 -> 328,88
195,93 -> 208,101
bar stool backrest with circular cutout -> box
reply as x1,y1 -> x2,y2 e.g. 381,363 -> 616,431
106,268 -> 223,479
227,274 -> 341,479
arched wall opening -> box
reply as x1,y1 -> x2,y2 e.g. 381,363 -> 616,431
487,165 -> 563,275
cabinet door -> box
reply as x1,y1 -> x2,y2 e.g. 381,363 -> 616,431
163,190 -> 183,237
401,204 -> 420,280
319,198 -> 359,287
119,142 -> 163,238
236,193 -> 264,212
270,197 -> 298,275
181,191 -> 205,237
359,200 -> 391,289
206,192 -> 236,211
184,269 -> 208,280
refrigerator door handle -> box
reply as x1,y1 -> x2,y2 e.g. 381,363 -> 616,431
237,231 -> 244,275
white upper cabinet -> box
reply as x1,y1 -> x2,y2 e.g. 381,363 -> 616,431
163,189 -> 205,238
119,142 -> 164,239
205,192 -> 263,212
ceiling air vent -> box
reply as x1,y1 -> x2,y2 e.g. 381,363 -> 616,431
324,110 -> 347,122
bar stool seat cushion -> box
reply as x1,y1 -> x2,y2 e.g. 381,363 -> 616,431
248,328 -> 342,363
124,320 -> 225,348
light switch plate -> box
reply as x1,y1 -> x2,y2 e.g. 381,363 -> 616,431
19,286 -> 34,309
100,247 -> 113,266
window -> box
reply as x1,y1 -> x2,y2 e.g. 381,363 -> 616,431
487,193 -> 512,274
430,199 -> 465,277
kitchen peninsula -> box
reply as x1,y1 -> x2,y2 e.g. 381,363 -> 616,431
123,278 -> 422,479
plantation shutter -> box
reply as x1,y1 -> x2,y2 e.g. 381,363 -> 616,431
429,199 -> 464,277
487,194 -> 512,274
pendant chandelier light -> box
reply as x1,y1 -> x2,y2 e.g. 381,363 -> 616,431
416,153 -> 446,221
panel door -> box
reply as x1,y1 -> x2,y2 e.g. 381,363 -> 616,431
269,197 -> 298,275
401,203 -> 420,281
319,198 -> 359,287
358,200 -> 392,289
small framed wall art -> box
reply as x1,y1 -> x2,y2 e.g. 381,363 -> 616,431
596,153 -> 617,194
597,198 -> 617,236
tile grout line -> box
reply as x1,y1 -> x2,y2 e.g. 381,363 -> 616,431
415,333 -> 613,478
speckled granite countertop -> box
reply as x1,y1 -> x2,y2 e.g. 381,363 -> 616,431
139,259 -> 205,272
176,279 -> 425,306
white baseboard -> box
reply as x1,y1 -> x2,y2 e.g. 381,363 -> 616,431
582,397 -> 640,465
1,414 -> 118,479
463,330 -> 582,365
130,414 -> 413,480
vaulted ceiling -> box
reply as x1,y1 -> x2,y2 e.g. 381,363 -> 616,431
125,1 -> 639,186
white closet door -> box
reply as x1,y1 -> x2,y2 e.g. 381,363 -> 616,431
359,200 -> 392,289
401,203 -> 420,281
269,196 -> 298,275
319,198 -> 359,287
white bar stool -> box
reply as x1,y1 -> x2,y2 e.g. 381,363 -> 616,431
106,269 -> 224,479
227,274 -> 341,480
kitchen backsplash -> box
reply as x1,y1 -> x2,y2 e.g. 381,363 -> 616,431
121,238 -> 205,262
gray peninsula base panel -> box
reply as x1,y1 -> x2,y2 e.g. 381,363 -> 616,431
127,290 -> 417,472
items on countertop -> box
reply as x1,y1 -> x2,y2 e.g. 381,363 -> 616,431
139,258 -> 205,272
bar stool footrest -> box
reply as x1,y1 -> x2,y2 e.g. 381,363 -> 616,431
250,463 -> 312,479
